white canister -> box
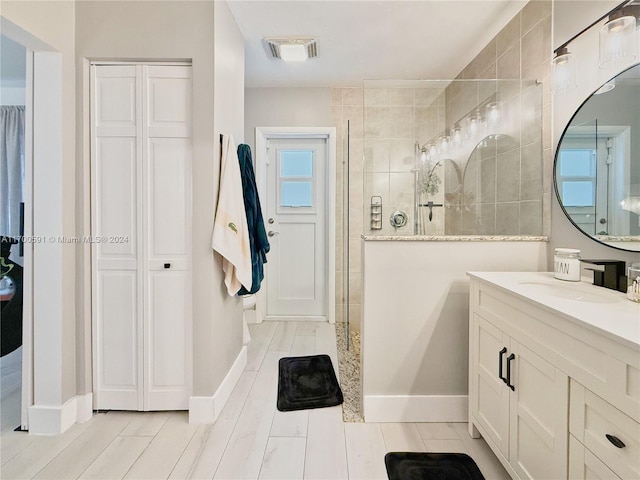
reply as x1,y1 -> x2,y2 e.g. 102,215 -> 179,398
554,248 -> 581,281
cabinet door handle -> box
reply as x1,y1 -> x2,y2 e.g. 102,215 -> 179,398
498,347 -> 508,383
606,434 -> 626,449
506,353 -> 515,391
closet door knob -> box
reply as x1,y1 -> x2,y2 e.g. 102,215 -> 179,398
268,231 -> 279,237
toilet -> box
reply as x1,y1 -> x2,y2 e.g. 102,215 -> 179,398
241,294 -> 257,345
242,294 -> 257,323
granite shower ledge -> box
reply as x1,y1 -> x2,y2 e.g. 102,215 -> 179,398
595,235 -> 640,242
362,235 -> 549,242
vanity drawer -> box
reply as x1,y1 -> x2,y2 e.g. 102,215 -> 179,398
570,435 -> 621,480
570,380 -> 640,480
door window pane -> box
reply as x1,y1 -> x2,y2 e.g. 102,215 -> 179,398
559,149 -> 595,176
281,181 -> 312,207
562,181 -> 594,207
281,151 -> 313,177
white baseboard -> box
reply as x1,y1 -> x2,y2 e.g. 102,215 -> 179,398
28,392 -> 94,435
75,392 -> 93,423
189,346 -> 247,424
363,395 -> 468,423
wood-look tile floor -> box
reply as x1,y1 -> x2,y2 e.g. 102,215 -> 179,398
0,321 -> 509,479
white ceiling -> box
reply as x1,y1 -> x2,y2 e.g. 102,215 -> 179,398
228,0 -> 528,88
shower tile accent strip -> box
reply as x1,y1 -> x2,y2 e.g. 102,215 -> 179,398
362,235 -> 549,242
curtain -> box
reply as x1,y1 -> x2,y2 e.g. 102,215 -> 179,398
0,106 -> 25,237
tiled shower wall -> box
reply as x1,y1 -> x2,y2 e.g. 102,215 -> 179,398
362,85 -> 448,236
443,0 -> 552,235
332,0 -> 552,331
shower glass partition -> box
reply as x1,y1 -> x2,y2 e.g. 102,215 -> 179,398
363,79 -> 543,236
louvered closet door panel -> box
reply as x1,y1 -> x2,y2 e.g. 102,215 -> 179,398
142,65 -> 192,410
92,65 -> 143,410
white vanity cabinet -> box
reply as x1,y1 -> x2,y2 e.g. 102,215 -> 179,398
472,312 -> 569,479
468,272 -> 640,480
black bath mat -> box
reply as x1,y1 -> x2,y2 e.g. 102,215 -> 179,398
277,354 -> 343,411
384,452 -> 485,480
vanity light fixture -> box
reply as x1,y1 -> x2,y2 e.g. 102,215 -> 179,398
452,125 -> 462,148
265,37 -> 318,62
418,146 -> 428,163
620,195 -> 640,215
485,102 -> 501,127
467,113 -> 479,138
599,6 -> 639,69
552,46 -> 577,93
438,135 -> 451,154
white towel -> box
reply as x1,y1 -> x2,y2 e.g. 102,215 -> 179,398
212,134 -> 252,295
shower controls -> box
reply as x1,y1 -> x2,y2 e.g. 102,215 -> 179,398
370,196 -> 382,230
389,210 -> 408,229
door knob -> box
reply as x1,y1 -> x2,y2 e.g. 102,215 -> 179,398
268,231 -> 279,237
268,218 -> 275,224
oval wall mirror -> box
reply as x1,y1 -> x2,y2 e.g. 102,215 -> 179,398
554,63 -> 640,252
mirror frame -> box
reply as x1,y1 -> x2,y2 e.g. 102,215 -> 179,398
553,62 -> 640,253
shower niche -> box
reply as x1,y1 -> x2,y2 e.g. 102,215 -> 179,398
363,79 -> 543,236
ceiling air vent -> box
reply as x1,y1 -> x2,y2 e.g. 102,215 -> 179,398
264,38 -> 318,62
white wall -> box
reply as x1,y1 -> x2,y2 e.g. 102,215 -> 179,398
2,0 -> 78,415
553,0 -> 620,50
75,0 -> 245,405
244,87 -> 332,154
361,239 -> 547,422
551,1 -> 640,264
211,0 -> 247,395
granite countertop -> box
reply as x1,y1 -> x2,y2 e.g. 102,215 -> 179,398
362,235 -> 549,242
595,235 -> 640,242
468,271 -> 640,349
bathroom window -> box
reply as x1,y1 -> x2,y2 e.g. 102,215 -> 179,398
278,150 -> 315,209
558,149 -> 596,207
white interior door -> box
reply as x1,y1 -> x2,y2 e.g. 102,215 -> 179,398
142,66 -> 192,410
265,138 -> 327,320
91,64 -> 192,411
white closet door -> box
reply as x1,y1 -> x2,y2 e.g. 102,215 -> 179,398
92,64 -> 192,411
92,65 -> 144,410
142,66 -> 192,410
